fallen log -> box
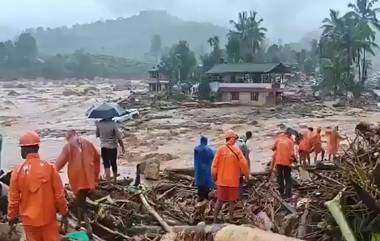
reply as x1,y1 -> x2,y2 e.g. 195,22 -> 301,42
297,202 -> 309,238
164,168 -> 194,176
161,224 -> 305,241
325,192 -> 357,241
269,190 -> 297,215
309,169 -> 344,186
139,193 -> 173,233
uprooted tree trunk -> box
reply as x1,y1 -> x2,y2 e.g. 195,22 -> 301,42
161,224 -> 305,241
325,192 -> 357,241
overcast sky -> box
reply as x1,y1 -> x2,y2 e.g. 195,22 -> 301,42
0,0 -> 359,42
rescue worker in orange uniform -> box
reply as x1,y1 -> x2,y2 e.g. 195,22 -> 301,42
326,126 -> 346,161
311,127 -> 325,162
8,131 -> 68,241
212,129 -> 250,223
56,129 -> 100,235
298,127 -> 313,166
271,128 -> 295,198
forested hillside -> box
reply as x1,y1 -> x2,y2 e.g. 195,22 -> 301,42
26,10 -> 228,59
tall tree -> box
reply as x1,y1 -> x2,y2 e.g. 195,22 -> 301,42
150,34 -> 162,63
319,6 -> 379,98
229,11 -> 267,62
202,36 -> 223,72
348,0 -> 380,83
14,33 -> 38,64
226,35 -> 241,63
159,40 -> 197,86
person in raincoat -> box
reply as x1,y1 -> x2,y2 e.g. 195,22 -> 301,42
298,127 -> 313,166
311,127 -> 325,162
271,129 -> 295,199
8,131 -> 68,241
212,130 -> 250,223
56,129 -> 100,235
194,136 -> 214,201
326,126 -> 346,161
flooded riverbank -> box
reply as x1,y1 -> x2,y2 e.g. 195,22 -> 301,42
0,79 -> 379,176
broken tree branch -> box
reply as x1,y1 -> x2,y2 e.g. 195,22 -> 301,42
139,193 -> 173,233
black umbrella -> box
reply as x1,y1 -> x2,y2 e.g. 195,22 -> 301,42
88,103 -> 125,119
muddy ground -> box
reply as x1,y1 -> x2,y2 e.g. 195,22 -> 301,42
0,79 -> 379,178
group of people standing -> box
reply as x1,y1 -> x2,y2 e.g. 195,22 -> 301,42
194,126 -> 346,222
6,117 -> 124,241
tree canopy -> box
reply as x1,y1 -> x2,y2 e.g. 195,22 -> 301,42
227,11 -> 267,63
318,0 -> 380,98
159,40 -> 197,85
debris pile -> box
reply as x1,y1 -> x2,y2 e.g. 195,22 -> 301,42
2,122 -> 379,241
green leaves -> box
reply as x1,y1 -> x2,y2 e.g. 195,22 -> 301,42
227,11 -> 267,63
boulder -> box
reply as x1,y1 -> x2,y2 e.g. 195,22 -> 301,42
141,160 -> 160,180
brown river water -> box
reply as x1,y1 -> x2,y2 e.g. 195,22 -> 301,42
0,79 -> 380,178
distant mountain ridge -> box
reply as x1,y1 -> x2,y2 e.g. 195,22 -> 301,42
26,10 -> 228,60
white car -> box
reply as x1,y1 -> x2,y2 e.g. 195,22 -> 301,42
113,108 -> 139,123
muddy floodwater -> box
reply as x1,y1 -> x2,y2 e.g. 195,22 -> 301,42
0,79 -> 380,177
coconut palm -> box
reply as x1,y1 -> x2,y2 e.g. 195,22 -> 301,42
348,0 -> 380,83
348,0 -> 380,30
246,11 -> 267,62
229,11 -> 267,62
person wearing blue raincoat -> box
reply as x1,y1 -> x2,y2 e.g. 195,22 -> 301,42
194,136 -> 214,201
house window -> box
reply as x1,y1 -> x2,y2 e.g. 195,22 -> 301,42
151,71 -> 159,78
251,92 -> 259,101
231,92 -> 240,100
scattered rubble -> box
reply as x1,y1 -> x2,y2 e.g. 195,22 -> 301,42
7,90 -> 20,96
60,122 -> 380,241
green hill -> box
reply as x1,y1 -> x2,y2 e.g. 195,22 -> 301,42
27,10 -> 228,60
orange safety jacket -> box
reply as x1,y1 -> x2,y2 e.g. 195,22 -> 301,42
56,137 -> 100,194
211,144 -> 249,187
8,153 -> 68,226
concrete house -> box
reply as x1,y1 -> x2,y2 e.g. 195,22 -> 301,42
207,63 -> 291,106
148,66 -> 170,92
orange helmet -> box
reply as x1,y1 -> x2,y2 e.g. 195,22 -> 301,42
19,131 -> 41,147
225,129 -> 238,139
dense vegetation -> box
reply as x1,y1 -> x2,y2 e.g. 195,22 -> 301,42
26,11 -> 227,60
0,33 -> 151,80
158,0 -> 380,100
159,11 -> 319,98
319,0 -> 380,97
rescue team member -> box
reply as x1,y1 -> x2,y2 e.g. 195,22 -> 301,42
326,126 -> 346,161
271,128 -> 295,199
56,129 -> 100,235
96,118 -> 125,188
194,136 -> 214,201
298,127 -> 313,166
311,127 -> 325,162
212,130 -> 250,223
8,131 -> 68,241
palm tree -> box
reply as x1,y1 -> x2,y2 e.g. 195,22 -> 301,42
229,12 -> 249,41
322,10 -> 343,37
207,36 -> 220,50
348,0 -> 380,83
229,11 -> 267,62
348,0 -> 380,30
246,11 -> 267,62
